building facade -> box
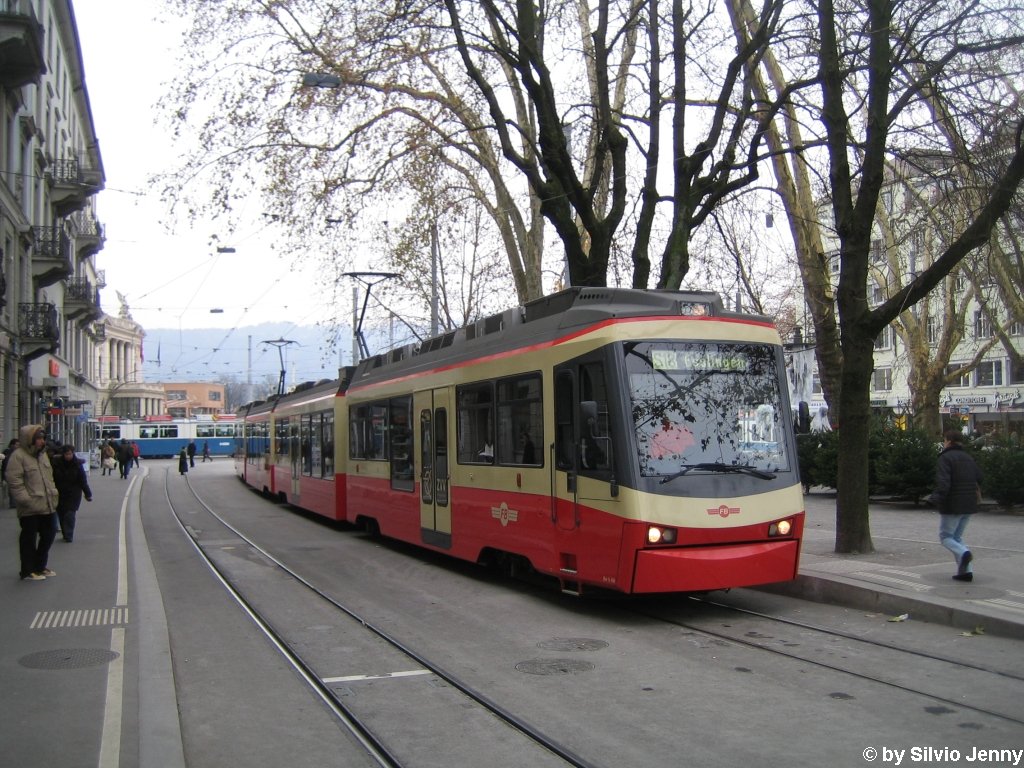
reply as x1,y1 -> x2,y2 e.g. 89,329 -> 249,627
159,381 -> 228,418
94,308 -> 166,419
1,0 -> 106,449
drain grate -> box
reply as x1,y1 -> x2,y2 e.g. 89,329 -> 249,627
536,637 -> 608,652
19,648 -> 120,670
515,658 -> 595,675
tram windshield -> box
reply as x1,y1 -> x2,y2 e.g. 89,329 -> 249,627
624,341 -> 792,478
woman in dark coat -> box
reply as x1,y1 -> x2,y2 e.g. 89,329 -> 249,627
52,444 -> 92,543
178,447 -> 189,476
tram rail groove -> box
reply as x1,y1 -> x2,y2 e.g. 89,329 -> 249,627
160,471 -> 401,768
688,595 -> 1024,683
631,598 -> 1024,727
163,469 -> 597,768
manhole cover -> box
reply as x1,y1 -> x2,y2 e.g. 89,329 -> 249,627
516,658 -> 595,675
536,638 -> 608,652
19,648 -> 119,670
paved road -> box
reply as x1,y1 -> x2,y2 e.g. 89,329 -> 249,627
2,463 -> 1021,767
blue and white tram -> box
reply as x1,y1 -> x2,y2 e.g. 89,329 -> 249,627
91,416 -> 239,458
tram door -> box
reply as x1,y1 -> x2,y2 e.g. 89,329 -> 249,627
415,389 -> 452,548
554,360 -> 616,531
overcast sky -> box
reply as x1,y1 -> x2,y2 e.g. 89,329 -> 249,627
68,0 -> 359,383
72,0 -> 335,336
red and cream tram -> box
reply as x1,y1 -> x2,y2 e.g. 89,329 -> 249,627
236,288 -> 804,594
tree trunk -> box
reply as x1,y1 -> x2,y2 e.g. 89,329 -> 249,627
911,380 -> 944,438
834,327 -> 875,553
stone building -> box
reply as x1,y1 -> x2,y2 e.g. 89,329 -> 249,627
1,0 -> 105,449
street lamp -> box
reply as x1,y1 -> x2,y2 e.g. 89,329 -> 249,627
302,72 -> 342,88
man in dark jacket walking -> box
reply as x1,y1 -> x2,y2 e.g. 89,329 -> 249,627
117,439 -> 133,479
928,430 -> 983,582
52,445 -> 93,542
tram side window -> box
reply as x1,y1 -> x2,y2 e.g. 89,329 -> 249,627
197,425 -> 215,439
390,397 -> 413,491
350,406 -> 367,459
140,426 -> 159,439
301,415 -> 314,476
246,422 -> 268,464
160,425 -> 179,438
289,419 -> 300,469
555,371 -> 575,469
300,410 -> 334,478
497,374 -> 543,466
323,411 -> 334,479
457,382 -> 494,464
349,403 -> 388,461
580,363 -> 612,473
276,418 -> 290,462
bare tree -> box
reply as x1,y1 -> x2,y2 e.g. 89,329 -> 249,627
443,0 -> 800,288
159,0 -> 550,313
767,0 -> 1023,552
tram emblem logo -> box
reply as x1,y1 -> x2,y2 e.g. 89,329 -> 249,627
491,502 -> 520,527
708,504 -> 740,518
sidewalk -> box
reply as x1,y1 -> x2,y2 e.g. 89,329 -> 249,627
762,491 -> 1024,639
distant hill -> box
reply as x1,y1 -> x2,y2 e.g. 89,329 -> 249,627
140,322 -> 351,388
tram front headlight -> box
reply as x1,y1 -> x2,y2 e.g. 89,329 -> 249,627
647,526 -> 678,545
768,518 -> 793,537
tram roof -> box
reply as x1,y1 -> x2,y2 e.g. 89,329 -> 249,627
351,287 -> 768,387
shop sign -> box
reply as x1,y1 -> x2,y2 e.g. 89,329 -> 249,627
995,390 -> 1022,408
951,394 -> 992,406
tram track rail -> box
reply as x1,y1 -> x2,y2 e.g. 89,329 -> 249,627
631,595 -> 1024,727
162,468 -> 595,768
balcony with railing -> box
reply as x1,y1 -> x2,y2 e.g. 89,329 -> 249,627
18,301 -> 59,361
46,155 -> 104,217
0,0 -> 46,89
69,209 -> 106,259
31,225 -> 73,288
66,277 -> 102,322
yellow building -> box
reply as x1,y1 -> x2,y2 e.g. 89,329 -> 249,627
160,382 -> 229,418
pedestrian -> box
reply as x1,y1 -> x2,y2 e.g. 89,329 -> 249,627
178,447 -> 189,476
101,440 -> 116,475
187,439 -> 196,468
132,441 -> 140,467
2,437 -> 20,507
52,445 -> 92,543
202,441 -> 211,462
927,429 -> 983,582
6,425 -> 59,580
117,438 -> 133,479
